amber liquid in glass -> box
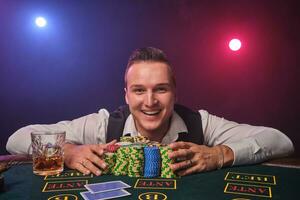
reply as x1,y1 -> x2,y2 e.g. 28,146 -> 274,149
33,155 -> 63,175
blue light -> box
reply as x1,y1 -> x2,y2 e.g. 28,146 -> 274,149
35,17 -> 47,27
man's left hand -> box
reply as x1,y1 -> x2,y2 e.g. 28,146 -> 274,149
168,142 -> 234,176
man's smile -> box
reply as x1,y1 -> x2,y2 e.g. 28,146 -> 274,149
141,110 -> 162,116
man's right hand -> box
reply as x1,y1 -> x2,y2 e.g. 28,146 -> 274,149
63,140 -> 117,176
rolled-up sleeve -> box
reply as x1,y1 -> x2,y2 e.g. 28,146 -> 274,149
200,109 -> 294,165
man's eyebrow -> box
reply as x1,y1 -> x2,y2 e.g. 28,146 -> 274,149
129,83 -> 171,88
155,83 -> 171,87
129,84 -> 144,88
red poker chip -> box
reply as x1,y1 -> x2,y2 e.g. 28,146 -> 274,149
106,144 -> 120,152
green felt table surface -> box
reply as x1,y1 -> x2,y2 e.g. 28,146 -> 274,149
0,163 -> 299,200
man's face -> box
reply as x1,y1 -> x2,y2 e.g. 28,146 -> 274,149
125,61 -> 176,136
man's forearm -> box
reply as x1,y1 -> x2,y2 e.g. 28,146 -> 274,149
224,129 -> 294,166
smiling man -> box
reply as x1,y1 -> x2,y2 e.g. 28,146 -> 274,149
6,47 -> 294,176
125,61 -> 175,142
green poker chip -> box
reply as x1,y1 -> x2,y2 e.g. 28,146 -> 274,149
102,152 -> 116,174
112,147 -> 129,176
110,137 -> 179,178
127,146 -> 144,177
160,146 -> 177,178
120,136 -> 134,143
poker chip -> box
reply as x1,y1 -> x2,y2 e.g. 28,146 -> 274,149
147,141 -> 163,147
160,146 -> 177,178
102,152 -> 116,174
120,136 -> 134,143
127,146 -> 144,177
106,144 -> 120,153
144,146 -> 161,178
120,136 -> 150,145
113,147 -> 129,176
103,136 -> 177,178
133,136 -> 150,144
116,142 -> 132,147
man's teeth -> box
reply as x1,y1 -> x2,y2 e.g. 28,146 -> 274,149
142,110 -> 160,115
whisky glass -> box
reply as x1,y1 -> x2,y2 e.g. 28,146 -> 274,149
31,131 -> 65,175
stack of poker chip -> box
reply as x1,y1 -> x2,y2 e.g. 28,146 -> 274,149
133,136 -> 150,144
102,152 -> 116,174
120,136 -> 134,143
143,146 -> 161,177
127,146 -> 144,177
113,147 -> 129,176
160,146 -> 177,178
102,144 -> 119,174
147,141 -> 163,147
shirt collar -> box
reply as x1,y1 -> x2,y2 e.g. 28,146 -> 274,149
122,111 -> 188,144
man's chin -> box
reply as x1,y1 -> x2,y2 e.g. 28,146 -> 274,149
139,123 -> 161,133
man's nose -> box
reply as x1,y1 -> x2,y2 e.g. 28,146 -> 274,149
145,92 -> 158,106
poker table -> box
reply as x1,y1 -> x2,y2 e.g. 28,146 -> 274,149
0,156 -> 299,200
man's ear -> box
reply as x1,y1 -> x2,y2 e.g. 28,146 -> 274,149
124,87 -> 129,104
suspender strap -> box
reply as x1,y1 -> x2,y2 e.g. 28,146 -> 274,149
174,104 -> 203,144
106,105 -> 130,142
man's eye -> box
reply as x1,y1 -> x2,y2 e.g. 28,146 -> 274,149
133,89 -> 145,94
156,87 -> 167,93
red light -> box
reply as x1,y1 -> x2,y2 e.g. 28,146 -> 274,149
229,39 -> 241,51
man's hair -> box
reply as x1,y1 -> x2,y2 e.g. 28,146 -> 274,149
124,47 -> 176,87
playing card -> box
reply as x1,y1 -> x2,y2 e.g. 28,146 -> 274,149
80,189 -> 131,200
85,181 -> 131,193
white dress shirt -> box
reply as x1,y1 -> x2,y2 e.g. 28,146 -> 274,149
6,108 -> 294,166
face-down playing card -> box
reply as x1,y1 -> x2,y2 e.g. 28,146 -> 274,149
85,180 -> 131,193
80,189 -> 131,200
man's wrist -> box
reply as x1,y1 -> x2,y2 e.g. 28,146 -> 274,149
63,143 -> 77,151
214,145 -> 234,169
215,145 -> 224,169
220,145 -> 234,167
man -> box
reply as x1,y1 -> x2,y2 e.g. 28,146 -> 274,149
6,47 -> 294,176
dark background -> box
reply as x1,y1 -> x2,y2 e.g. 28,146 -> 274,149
0,0 -> 299,156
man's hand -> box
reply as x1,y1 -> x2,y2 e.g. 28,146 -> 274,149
63,140 -> 117,176
168,142 -> 234,176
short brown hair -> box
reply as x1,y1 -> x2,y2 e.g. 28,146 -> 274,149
124,47 -> 176,87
